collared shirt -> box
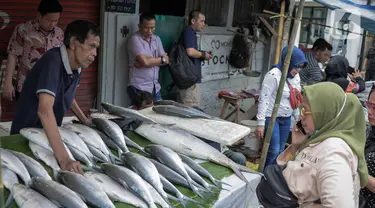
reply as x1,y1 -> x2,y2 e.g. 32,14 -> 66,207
277,138 -> 360,208
256,67 -> 301,126
10,45 -> 81,135
299,52 -> 323,85
182,26 -> 202,82
127,31 -> 165,93
7,19 -> 64,92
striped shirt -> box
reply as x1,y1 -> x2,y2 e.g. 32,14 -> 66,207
299,52 -> 323,85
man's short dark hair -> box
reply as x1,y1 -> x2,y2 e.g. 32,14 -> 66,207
188,10 -> 203,25
38,0 -> 63,16
313,38 -> 332,51
134,91 -> 153,109
140,12 -> 156,24
63,20 -> 100,49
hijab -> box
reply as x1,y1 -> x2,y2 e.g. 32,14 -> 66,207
300,82 -> 368,186
273,46 -> 308,78
325,55 -> 350,91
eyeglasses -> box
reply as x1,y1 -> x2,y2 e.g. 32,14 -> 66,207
300,105 -> 312,117
365,101 -> 375,111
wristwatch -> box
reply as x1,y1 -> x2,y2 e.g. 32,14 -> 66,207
161,56 -> 166,64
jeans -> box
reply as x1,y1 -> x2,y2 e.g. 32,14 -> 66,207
264,116 -> 291,168
127,85 -> 161,105
223,150 -> 247,166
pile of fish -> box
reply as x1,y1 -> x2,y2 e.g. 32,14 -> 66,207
2,101 -> 259,208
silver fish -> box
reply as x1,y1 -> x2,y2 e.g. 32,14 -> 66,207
152,105 -> 213,119
135,124 -> 260,182
29,142 -> 60,171
101,102 -> 156,123
9,150 -> 52,180
31,176 -> 88,208
13,183 -> 58,208
92,118 -> 129,153
144,145 -> 204,199
58,127 -> 95,167
179,154 -> 223,187
101,163 -> 158,208
0,148 -> 31,185
84,172 -> 147,208
59,171 -> 115,208
62,123 -> 112,163
3,166 -> 19,207
90,112 -> 122,120
93,127 -> 122,151
145,182 -> 169,208
20,128 -> 76,161
121,152 -> 172,207
124,134 -> 146,153
154,100 -> 190,108
183,163 -> 217,192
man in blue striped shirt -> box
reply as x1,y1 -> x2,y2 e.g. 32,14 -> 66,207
299,38 -> 332,85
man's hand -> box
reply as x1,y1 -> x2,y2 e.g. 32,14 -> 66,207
163,53 -> 169,65
205,52 -> 213,60
255,125 -> 265,139
57,156 -> 84,174
351,69 -> 362,79
2,81 -> 15,101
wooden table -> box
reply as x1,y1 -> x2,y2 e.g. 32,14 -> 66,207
219,92 -> 259,124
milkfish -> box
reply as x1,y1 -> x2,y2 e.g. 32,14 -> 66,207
0,148 -> 31,185
152,105 -> 213,119
92,118 -> 129,153
9,150 -> 51,180
62,123 -> 114,163
58,127 -> 96,168
3,166 -> 19,207
144,145 -> 205,199
135,124 -> 261,183
101,102 -> 156,123
13,183 -> 58,208
121,152 -> 173,207
31,177 -> 88,208
29,142 -> 60,171
20,128 -> 76,161
84,171 -> 147,208
59,171 -> 115,208
101,163 -> 158,208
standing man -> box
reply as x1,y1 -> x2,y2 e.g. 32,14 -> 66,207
363,43 -> 375,81
127,12 -> 168,104
179,10 -> 212,108
299,38 -> 332,85
3,0 -> 64,101
10,20 -> 100,174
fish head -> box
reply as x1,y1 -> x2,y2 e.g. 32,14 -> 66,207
12,183 -> 25,193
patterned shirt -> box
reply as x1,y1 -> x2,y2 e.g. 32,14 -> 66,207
299,52 -> 323,85
7,19 -> 64,92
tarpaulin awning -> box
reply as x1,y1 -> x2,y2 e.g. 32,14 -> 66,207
312,0 -> 375,35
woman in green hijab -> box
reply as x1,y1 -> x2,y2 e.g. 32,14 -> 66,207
277,82 -> 367,207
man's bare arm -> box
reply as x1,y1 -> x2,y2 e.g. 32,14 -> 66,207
2,54 -> 17,100
71,98 -> 88,124
37,93 -> 70,163
186,48 -> 203,59
136,54 -> 168,68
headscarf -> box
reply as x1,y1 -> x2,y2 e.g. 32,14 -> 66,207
273,45 -> 308,78
300,82 -> 368,186
325,55 -> 350,90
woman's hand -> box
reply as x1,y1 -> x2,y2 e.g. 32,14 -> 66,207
291,124 -> 309,145
255,125 -> 265,139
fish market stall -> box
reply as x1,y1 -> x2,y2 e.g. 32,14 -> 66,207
1,129 -> 261,208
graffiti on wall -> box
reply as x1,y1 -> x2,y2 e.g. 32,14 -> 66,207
198,34 -> 247,82
0,11 -> 10,30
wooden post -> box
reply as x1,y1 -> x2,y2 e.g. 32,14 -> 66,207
258,0 -> 306,173
274,0 -> 286,64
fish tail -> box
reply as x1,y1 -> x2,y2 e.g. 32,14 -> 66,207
109,152 -> 121,164
4,192 -> 14,208
236,163 -> 264,176
148,203 -> 158,208
182,195 -> 204,206
215,179 -> 232,187
229,162 -> 249,183
188,180 -> 206,200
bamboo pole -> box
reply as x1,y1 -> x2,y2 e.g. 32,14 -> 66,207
273,0 -> 286,64
258,0 -> 306,173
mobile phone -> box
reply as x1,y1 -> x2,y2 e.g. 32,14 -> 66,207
296,120 -> 306,135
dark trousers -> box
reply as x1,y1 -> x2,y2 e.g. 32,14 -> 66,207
366,70 -> 375,81
127,86 -> 161,105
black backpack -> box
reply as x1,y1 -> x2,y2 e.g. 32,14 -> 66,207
168,35 -> 200,90
228,28 -> 252,69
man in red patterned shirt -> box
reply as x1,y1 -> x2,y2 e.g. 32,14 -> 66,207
2,0 -> 64,101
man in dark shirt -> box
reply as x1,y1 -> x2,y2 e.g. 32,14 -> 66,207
179,10 -> 212,108
10,20 -> 100,174
363,43 -> 375,81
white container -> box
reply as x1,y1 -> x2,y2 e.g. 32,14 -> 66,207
241,120 -> 261,151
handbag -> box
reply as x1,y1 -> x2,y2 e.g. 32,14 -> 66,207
256,164 -> 299,208
286,80 -> 302,110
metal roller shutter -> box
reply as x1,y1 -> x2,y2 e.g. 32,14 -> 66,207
0,0 -> 100,121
